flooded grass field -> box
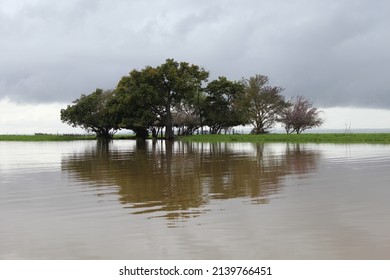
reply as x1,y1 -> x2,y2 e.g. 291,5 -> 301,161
1,140 -> 389,259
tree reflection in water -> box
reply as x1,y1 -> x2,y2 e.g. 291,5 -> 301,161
62,140 -> 320,224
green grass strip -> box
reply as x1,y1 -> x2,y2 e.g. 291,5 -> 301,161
3,133 -> 390,143
180,133 -> 390,144
0,134 -> 96,141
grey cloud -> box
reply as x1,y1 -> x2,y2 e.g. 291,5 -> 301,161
1,0 -> 389,108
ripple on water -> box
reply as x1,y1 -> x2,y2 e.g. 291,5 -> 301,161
1,141 -> 390,259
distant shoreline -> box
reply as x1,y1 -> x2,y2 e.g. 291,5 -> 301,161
2,133 -> 390,144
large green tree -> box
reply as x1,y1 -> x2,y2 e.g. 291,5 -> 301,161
202,76 -> 246,134
115,66 -> 162,139
156,59 -> 209,139
240,75 -> 288,134
60,89 -> 119,139
116,59 -> 209,139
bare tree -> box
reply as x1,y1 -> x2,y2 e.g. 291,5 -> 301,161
279,96 -> 324,134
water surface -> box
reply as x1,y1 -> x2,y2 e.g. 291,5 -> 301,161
1,140 -> 389,259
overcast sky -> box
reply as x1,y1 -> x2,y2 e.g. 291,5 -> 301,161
1,0 -> 390,133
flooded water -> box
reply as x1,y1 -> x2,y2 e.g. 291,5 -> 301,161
1,140 -> 390,259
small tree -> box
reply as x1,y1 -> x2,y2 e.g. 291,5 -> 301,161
172,110 -> 199,135
240,75 -> 288,134
279,95 -> 324,134
60,89 -> 119,139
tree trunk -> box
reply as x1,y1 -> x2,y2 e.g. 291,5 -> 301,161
134,127 -> 149,139
251,122 -> 267,134
165,104 -> 175,139
96,127 -> 114,140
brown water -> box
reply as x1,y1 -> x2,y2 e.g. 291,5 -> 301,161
1,140 -> 390,259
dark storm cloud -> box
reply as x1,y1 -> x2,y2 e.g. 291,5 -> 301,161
1,0 -> 389,108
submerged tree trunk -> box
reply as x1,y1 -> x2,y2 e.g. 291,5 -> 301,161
136,128 -> 149,139
95,127 -> 115,140
165,104 -> 175,140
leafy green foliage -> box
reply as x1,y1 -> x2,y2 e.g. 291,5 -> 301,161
115,67 -> 162,138
115,58 -> 209,139
202,76 -> 246,134
156,59 -> 209,139
60,59 -> 323,138
60,89 -> 119,139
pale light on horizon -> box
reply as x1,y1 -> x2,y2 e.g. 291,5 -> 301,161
320,107 -> 390,131
1,99 -> 390,135
0,99 -> 85,135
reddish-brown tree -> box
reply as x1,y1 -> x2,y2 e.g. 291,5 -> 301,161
279,96 -> 324,134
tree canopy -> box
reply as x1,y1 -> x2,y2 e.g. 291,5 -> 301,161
60,89 -> 119,139
202,76 -> 246,134
114,66 -> 162,138
60,59 -> 324,138
113,59 -> 209,139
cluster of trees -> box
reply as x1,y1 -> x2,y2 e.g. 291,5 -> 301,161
61,59 -> 323,139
